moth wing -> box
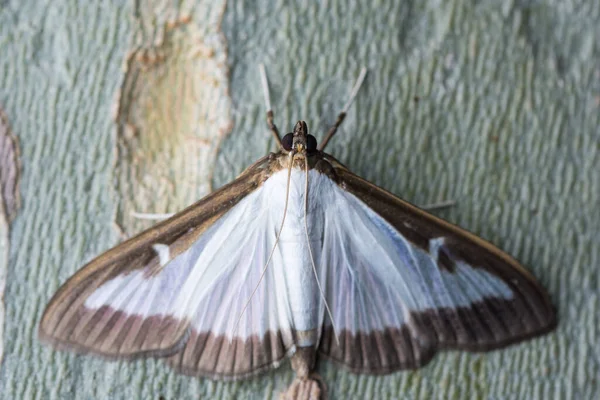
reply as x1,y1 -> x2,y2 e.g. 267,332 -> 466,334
39,157 -> 296,375
317,166 -> 556,373
165,186 -> 297,380
167,168 -> 354,379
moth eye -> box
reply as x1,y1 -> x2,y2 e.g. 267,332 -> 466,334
282,133 -> 294,151
307,135 -> 318,153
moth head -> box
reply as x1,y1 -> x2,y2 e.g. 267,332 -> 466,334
281,121 -> 318,155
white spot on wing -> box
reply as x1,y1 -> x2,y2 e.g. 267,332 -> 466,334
152,243 -> 170,267
429,237 -> 445,252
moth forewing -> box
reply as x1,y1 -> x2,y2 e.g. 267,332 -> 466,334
315,161 -> 556,373
38,157 -> 272,360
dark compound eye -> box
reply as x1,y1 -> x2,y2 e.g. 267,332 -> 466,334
282,133 -> 293,151
306,135 -> 318,153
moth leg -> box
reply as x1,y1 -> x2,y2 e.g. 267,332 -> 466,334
259,64 -> 282,147
130,211 -> 175,220
419,200 -> 456,211
318,67 -> 368,151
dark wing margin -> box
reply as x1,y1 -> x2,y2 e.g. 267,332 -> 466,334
38,157 -> 271,360
318,164 -> 556,374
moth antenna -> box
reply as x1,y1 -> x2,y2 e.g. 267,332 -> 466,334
319,67 -> 368,151
303,157 -> 339,345
419,200 -> 456,211
259,64 -> 272,111
342,67 -> 368,114
259,64 -> 282,147
232,152 -> 294,339
130,211 -> 175,220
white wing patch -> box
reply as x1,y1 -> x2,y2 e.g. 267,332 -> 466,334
84,213 -> 232,318
85,187 -> 289,338
318,178 -> 514,335
84,168 -> 330,346
84,167 -> 518,369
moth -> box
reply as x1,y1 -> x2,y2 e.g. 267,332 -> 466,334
39,67 -> 556,397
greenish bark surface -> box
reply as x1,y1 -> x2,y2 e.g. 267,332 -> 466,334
1,0 -> 599,399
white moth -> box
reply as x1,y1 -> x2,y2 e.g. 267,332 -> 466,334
39,66 -> 556,398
